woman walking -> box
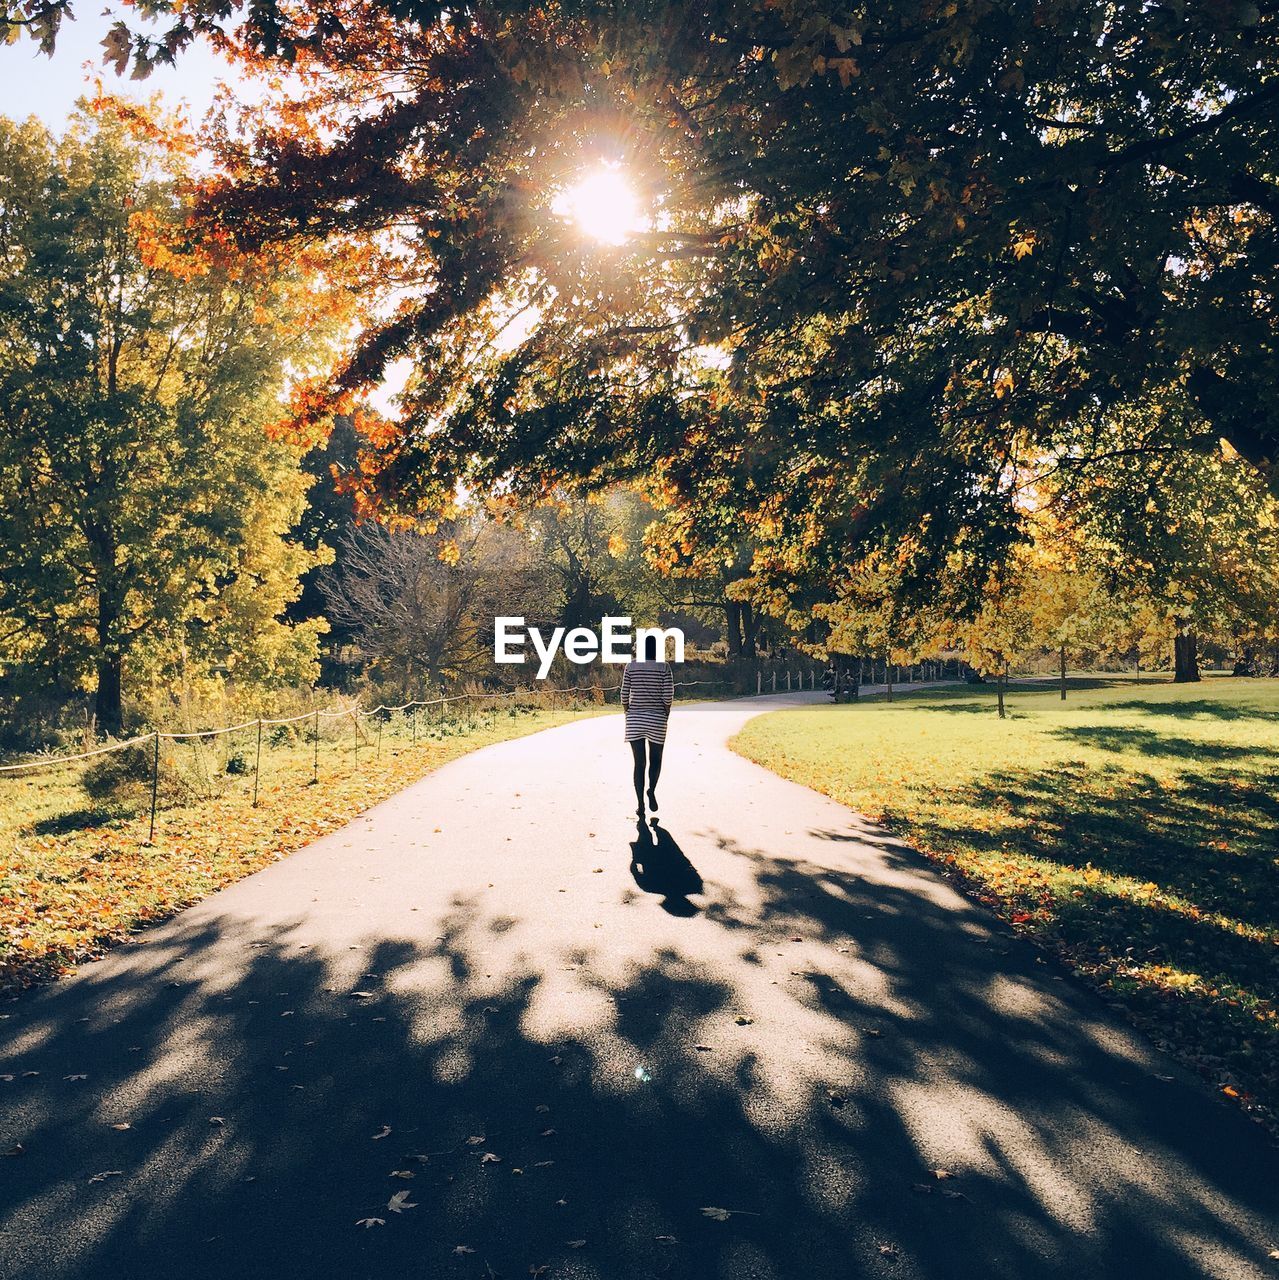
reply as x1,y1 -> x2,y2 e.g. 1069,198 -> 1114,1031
621,635 -> 675,818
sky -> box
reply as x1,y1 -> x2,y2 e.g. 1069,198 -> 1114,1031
0,8 -> 236,131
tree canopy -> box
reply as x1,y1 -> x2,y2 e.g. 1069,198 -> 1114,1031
9,0 -> 1277,651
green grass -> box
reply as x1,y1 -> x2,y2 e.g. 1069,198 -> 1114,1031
2,696 -> 616,993
732,676 -> 1279,1128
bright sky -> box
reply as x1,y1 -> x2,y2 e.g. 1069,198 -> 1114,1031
0,8 -> 235,131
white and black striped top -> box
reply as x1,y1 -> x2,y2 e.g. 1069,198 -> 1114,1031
621,661 -> 674,743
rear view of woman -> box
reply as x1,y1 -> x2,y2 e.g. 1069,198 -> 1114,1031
621,635 -> 675,818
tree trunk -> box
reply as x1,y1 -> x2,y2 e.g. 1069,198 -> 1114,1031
95,650 -> 123,737
1060,643 -> 1067,700
1173,623 -> 1201,683
726,601 -> 743,659
997,667 -> 1006,719
741,603 -> 758,660
885,655 -> 893,702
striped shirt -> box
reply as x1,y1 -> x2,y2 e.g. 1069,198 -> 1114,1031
621,661 -> 674,743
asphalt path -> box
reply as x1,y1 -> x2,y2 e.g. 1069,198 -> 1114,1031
1,691 -> 1275,1280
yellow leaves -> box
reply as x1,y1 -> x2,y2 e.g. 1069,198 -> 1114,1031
437,539 -> 462,566
1010,228 -> 1037,260
993,369 -> 1015,399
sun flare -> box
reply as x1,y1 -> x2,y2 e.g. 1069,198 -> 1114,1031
551,163 -> 641,245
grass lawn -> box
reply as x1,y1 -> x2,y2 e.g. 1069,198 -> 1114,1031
2,697 -> 616,994
732,676 -> 1279,1129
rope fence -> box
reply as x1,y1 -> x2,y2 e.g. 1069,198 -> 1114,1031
2,676 -> 762,844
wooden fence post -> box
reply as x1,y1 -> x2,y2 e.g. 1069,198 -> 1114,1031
147,731 -> 160,843
252,718 -> 263,808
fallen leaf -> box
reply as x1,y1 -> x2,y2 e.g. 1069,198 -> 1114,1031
734,1016 -> 753,1026
64,1074 -> 88,1082
387,1189 -> 417,1213
566,1239 -> 586,1248
208,1116 -> 225,1126
701,1207 -> 732,1221
4,1144 -> 25,1157
355,1218 -> 385,1229
540,1128 -> 556,1137
534,1104 -> 550,1113
481,1152 -> 502,1164
930,1168 -> 956,1180
878,1242 -> 900,1259
910,1183 -> 933,1195
654,1234 -> 680,1243
89,1170 -> 123,1183
372,1125 -> 392,1140
110,1123 -> 131,1131
453,1245 -> 476,1255
466,1135 -> 486,1145
389,1170 -> 415,1179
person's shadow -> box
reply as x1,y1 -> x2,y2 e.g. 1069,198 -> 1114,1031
629,820 -> 704,916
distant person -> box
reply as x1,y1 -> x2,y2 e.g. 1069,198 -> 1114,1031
621,634 -> 675,818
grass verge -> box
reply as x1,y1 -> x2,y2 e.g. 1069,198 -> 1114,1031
731,677 -> 1279,1131
2,698 -> 615,993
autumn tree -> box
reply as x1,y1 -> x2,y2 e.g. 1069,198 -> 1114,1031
0,109 -> 351,732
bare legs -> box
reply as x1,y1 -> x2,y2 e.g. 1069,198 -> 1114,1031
629,739 -> 665,815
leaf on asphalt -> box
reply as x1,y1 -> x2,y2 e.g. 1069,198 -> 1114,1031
387,1189 -> 417,1213
0,1074 -> 13,1082
453,1245 -> 476,1255
389,1170 -> 416,1179
89,1170 -> 123,1183
878,1242 -> 900,1259
466,1135 -> 486,1145
529,1265 -> 549,1277
701,1207 -> 732,1221
548,1055 -> 563,1065
372,1125 -> 392,1140
930,1168 -> 956,1180
734,1016 -> 753,1026
535,1104 -> 550,1113
64,1073 -> 88,1081
654,1234 -> 680,1244
863,1028 -> 883,1038
349,991 -> 374,1000
4,1144 -> 24,1156
22,1071 -> 38,1078
481,1152 -> 502,1163
940,1189 -> 968,1201
910,1183 -> 933,1195
355,1218 -> 385,1229
532,1160 -> 554,1168
111,1123 -> 131,1131
555,1198 -> 568,1206
567,1240 -> 585,1248
512,1167 -> 524,1175
208,1116 -> 225,1126
540,1129 -> 556,1137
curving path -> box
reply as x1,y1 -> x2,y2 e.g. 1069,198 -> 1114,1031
0,692 -> 1275,1280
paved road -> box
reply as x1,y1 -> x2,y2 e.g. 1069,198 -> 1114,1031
1,693 -> 1276,1280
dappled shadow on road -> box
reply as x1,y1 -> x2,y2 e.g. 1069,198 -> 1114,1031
0,833 -> 1275,1280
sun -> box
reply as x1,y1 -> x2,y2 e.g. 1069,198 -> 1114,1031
551,162 -> 642,245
